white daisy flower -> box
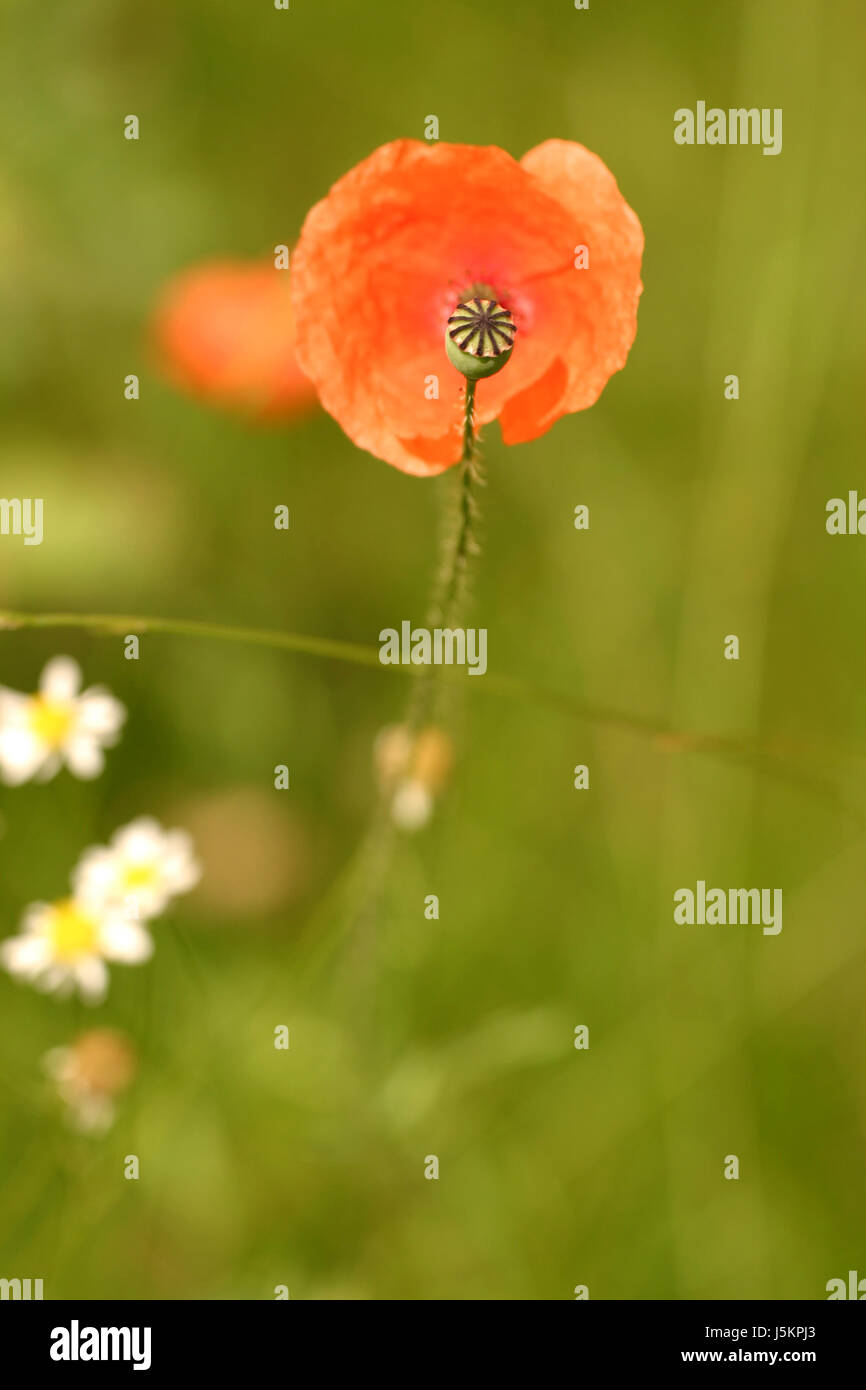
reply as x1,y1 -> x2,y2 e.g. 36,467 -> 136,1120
373,724 -> 454,834
72,816 -> 201,921
44,1029 -> 137,1135
0,897 -> 152,1003
0,656 -> 125,785
390,778 -> 435,832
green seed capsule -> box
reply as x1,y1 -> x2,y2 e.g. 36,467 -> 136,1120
445,298 -> 516,379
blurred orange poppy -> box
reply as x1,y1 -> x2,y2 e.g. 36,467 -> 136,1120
153,260 -> 318,421
290,139 -> 643,475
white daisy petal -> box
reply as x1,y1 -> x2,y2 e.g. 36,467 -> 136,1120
74,957 -> 109,1003
391,779 -> 434,832
0,727 -> 47,785
1,932 -> 53,979
63,737 -> 105,780
39,656 -> 82,701
71,849 -> 118,909
77,690 -> 126,739
122,889 -> 164,922
169,861 -> 201,895
113,818 -> 163,857
99,918 -> 154,964
0,689 -> 29,718
162,831 -> 202,891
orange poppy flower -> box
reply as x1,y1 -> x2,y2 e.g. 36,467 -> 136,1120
152,260 -> 318,421
290,139 -> 643,476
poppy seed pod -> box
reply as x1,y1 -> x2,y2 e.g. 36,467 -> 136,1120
446,298 -> 516,379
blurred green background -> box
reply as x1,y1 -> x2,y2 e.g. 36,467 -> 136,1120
1,0 -> 865,1300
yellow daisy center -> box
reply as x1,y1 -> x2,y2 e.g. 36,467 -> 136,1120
122,862 -> 158,890
48,901 -> 99,962
28,695 -> 74,747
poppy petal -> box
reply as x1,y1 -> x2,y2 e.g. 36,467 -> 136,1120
153,261 -> 317,421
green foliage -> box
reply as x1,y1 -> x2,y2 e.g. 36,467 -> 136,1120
1,0 -> 864,1300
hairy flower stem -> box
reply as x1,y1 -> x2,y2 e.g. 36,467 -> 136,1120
342,379 -> 482,978
446,377 -> 480,624
462,376 -> 477,463
408,377 -> 481,733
